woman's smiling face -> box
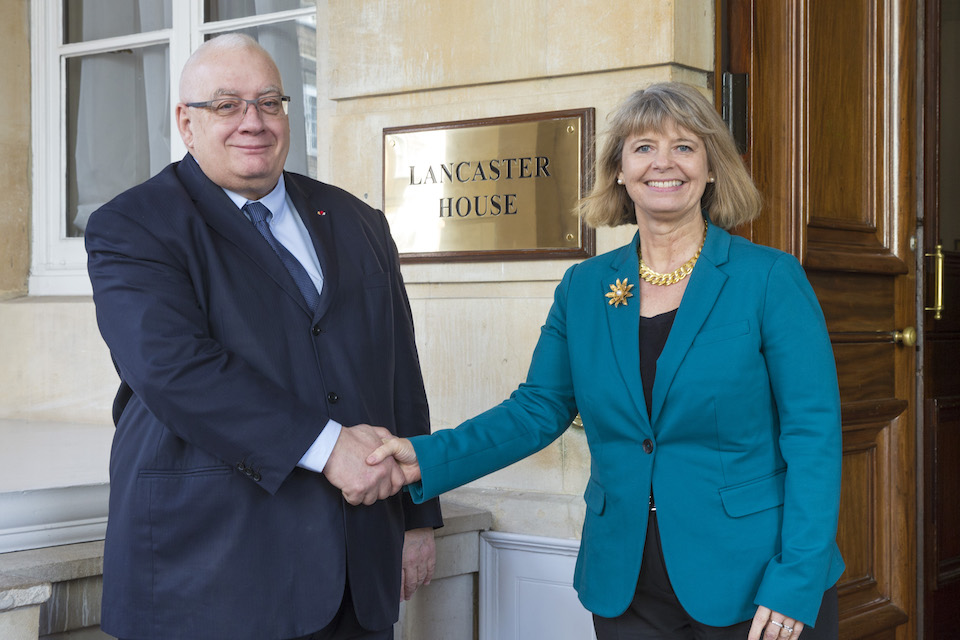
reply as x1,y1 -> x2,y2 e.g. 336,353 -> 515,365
618,120 -> 711,225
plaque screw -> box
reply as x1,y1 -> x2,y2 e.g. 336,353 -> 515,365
567,125 -> 576,134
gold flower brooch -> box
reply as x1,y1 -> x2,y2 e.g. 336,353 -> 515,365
605,278 -> 634,307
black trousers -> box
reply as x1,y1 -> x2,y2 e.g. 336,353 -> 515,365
593,510 -> 839,640
290,585 -> 393,640
120,581 -> 392,640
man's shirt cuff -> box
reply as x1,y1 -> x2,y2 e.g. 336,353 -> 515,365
297,419 -> 342,472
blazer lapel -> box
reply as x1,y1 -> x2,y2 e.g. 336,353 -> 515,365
285,174 -> 339,320
650,221 -> 731,425
176,155 -> 313,316
603,233 -> 651,431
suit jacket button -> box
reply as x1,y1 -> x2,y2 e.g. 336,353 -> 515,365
251,471 -> 262,482
642,439 -> 654,454
327,392 -> 339,404
311,324 -> 322,336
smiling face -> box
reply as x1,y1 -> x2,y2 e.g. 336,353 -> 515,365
176,43 -> 290,200
618,120 -> 712,226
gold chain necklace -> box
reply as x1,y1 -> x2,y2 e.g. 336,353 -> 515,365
637,220 -> 708,286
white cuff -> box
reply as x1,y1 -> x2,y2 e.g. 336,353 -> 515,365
297,419 -> 342,473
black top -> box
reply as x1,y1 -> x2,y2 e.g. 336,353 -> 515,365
640,308 -> 678,418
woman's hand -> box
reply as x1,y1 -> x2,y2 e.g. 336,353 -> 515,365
749,606 -> 804,640
367,436 -> 422,485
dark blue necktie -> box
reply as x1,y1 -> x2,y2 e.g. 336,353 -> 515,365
244,201 -> 321,313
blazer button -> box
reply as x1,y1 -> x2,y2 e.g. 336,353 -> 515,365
311,324 -> 322,336
642,439 -> 654,454
327,392 -> 339,404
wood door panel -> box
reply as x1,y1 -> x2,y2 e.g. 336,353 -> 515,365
837,421 -> 909,637
924,395 -> 960,635
807,0 -> 878,227
809,273 -> 893,331
803,0 -> 906,276
930,399 -> 960,583
724,0 -> 918,637
837,426 -> 879,586
806,247 -> 908,275
832,344 -> 896,403
927,333 -> 960,399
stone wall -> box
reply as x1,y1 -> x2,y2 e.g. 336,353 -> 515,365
0,0 -> 30,298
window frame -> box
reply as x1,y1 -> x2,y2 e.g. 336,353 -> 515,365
29,0 -> 317,296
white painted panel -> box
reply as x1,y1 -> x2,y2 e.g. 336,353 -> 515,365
480,531 -> 596,640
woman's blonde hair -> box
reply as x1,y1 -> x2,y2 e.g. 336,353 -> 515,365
580,82 -> 761,230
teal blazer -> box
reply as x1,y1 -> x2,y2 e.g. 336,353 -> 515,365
409,220 -> 844,627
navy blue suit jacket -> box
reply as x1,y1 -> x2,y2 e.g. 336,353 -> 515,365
86,154 -> 442,640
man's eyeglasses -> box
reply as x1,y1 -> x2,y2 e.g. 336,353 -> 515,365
185,95 -> 291,119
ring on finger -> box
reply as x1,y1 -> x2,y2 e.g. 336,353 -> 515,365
770,620 -> 783,629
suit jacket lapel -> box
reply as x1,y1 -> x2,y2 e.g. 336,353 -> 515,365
285,173 -> 339,320
176,155 -> 313,316
650,221 -> 731,425
603,233 -> 652,432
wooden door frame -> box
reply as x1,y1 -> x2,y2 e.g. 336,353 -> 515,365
920,4 -> 937,636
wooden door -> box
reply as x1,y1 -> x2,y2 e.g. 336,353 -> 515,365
720,1 -> 919,638
922,1 -> 960,637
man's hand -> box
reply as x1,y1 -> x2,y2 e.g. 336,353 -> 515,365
323,424 -> 406,505
367,436 -> 422,485
401,528 -> 436,600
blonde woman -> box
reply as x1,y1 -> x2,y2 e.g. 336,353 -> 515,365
372,83 -> 843,640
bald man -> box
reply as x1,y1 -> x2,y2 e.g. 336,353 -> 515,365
86,34 -> 441,640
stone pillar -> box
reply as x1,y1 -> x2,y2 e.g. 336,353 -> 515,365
0,542 -> 105,640
0,581 -> 51,640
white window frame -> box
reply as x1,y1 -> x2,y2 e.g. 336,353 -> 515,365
29,1 -> 317,296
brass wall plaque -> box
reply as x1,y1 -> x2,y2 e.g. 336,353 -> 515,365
383,109 -> 595,262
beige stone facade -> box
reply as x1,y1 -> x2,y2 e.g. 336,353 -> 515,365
316,0 -> 714,536
0,0 -> 30,299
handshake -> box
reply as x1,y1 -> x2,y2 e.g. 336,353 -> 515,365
322,424 -> 421,505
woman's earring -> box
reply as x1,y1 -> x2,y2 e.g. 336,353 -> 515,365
617,178 -> 624,185
707,176 -> 716,183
